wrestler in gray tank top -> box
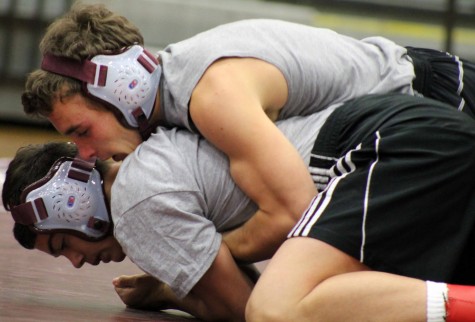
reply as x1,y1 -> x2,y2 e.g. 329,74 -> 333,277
158,18 -> 415,131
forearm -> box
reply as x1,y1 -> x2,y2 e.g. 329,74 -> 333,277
113,274 -> 190,312
223,209 -> 297,262
180,243 -> 252,321
228,144 -> 317,223
129,284 -> 243,321
116,274 -> 250,321
115,243 -> 254,321
223,144 -> 317,262
115,275 -> 244,321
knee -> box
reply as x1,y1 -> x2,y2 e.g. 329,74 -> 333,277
245,293 -> 290,322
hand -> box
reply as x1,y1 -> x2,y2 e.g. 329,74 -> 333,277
112,273 -> 171,310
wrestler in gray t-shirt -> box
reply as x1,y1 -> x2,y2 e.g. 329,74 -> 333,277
111,105 -> 337,298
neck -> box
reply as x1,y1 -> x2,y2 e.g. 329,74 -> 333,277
103,161 -> 121,204
149,89 -> 162,127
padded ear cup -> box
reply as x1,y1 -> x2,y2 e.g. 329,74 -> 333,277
49,180 -> 95,224
41,45 -> 161,130
87,45 -> 161,128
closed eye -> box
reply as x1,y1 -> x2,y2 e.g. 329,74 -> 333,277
75,129 -> 89,138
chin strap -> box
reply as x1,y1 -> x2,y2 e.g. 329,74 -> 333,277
132,107 -> 155,141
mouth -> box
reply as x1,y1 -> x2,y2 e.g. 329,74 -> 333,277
112,154 -> 127,162
91,258 -> 100,266
101,255 -> 111,263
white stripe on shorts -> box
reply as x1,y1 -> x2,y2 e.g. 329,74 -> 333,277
360,131 -> 381,261
289,144 -> 361,238
449,53 -> 466,112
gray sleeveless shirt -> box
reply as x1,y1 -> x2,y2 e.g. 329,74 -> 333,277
158,19 -> 415,131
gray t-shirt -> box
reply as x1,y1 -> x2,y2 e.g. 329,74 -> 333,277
158,19 -> 415,131
111,105 -> 337,298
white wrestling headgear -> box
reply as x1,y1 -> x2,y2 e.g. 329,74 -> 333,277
11,157 -> 111,241
41,45 -> 161,140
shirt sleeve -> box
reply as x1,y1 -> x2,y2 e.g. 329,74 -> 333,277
113,190 -> 222,299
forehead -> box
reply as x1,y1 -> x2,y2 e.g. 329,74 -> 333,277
49,95 -> 103,134
49,95 -> 86,127
51,93 -> 91,114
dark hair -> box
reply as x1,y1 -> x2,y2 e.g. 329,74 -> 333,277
2,142 -> 108,249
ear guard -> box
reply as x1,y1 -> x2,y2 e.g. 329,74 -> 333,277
10,157 -> 111,241
41,45 -> 161,140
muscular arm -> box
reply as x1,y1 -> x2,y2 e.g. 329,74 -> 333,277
115,242 -> 254,321
190,58 -> 317,262
222,208 -> 297,262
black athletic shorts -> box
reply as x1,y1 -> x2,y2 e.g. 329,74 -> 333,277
406,46 -> 475,119
291,93 -> 475,284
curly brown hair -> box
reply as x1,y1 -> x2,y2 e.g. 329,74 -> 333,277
22,3 -> 144,117
40,3 -> 144,59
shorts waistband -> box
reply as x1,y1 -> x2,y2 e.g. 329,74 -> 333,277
405,46 -> 433,97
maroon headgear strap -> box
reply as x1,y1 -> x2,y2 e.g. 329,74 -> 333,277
41,54 -> 108,87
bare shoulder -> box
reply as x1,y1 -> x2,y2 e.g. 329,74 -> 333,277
192,57 -> 288,120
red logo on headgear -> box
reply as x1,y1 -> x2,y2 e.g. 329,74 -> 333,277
67,195 -> 76,208
129,79 -> 139,89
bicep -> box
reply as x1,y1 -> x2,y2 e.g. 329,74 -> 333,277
189,57 -> 288,166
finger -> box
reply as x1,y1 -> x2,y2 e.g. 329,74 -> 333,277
112,275 -> 138,288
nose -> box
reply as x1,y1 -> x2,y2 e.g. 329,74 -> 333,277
62,249 -> 85,268
74,141 -> 97,160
